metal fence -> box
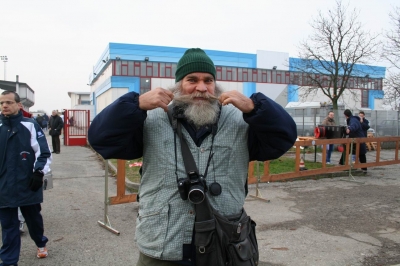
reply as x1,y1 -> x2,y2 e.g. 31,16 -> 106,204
285,107 -> 400,137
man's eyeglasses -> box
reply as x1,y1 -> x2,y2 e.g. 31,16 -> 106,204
0,101 -> 17,105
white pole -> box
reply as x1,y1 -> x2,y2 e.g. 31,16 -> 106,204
16,75 -> 19,94
0,56 -> 7,80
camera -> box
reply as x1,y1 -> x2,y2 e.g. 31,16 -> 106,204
177,171 -> 207,204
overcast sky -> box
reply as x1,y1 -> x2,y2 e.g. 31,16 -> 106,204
0,0 -> 398,114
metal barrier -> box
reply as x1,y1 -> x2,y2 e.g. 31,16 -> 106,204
98,159 -> 137,235
63,109 -> 90,146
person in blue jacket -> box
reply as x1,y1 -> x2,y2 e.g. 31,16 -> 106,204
358,111 -> 370,137
0,91 -> 52,265
88,48 -> 297,266
339,109 -> 367,173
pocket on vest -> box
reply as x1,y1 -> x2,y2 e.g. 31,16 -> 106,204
135,204 -> 169,256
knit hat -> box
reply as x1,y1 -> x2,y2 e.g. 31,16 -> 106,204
175,48 -> 216,82
344,109 -> 352,117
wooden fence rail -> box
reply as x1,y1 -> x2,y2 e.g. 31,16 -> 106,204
248,136 -> 400,183
109,136 -> 400,204
98,136 -> 400,234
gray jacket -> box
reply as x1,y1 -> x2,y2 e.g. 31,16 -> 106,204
135,105 -> 250,260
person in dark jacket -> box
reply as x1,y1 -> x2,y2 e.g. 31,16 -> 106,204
88,48 -> 297,265
321,111 -> 336,164
0,91 -> 52,264
358,111 -> 370,137
339,109 -> 367,173
36,114 -> 44,127
48,110 -> 63,154
42,113 -> 49,131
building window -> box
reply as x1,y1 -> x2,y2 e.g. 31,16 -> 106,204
237,68 -> 242,82
81,100 -> 90,105
285,72 -> 290,84
242,69 -> 248,82
146,63 -> 153,77
262,70 -> 267,82
140,78 -> 151,94
252,70 -> 258,82
128,61 -> 134,75
134,62 -> 140,76
227,67 -> 233,81
216,66 -> 222,80
121,61 -> 128,75
110,60 -> 383,90
160,63 -> 165,77
115,61 -> 121,75
153,63 -> 159,77
166,63 -> 172,78
361,89 -> 369,108
222,67 -> 226,80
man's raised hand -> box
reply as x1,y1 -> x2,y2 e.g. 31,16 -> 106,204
219,91 -> 254,113
139,88 -> 174,112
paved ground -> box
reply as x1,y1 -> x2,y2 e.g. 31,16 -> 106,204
9,136 -> 400,265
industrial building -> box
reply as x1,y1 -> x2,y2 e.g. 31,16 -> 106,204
87,43 -> 386,116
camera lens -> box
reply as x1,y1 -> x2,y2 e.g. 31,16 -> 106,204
188,185 -> 205,204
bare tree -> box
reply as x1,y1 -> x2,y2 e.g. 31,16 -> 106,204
382,6 -> 400,110
292,0 -> 380,116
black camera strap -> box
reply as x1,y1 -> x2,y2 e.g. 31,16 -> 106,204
167,106 -> 214,221
167,105 -> 216,182
177,120 -> 200,177
168,106 -> 199,180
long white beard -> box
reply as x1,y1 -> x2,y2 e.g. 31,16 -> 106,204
182,98 -> 220,127
171,85 -> 222,128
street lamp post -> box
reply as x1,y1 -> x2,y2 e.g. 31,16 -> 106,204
0,55 -> 7,80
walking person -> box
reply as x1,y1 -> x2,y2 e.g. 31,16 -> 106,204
88,48 -> 297,265
48,110 -> 63,154
321,111 -> 336,164
0,91 -> 52,265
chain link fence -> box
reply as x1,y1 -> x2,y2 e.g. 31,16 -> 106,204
285,106 -> 400,137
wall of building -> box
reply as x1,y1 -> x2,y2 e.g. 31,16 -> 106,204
256,50 -> 289,102
69,94 -> 90,108
93,64 -> 113,90
256,50 -> 289,70
96,88 -> 128,113
88,43 -> 387,116
218,81 -> 243,94
151,78 -> 175,90
298,87 -> 385,110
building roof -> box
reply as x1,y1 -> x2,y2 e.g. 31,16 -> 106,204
68,91 -> 90,98
0,80 -> 34,92
285,102 -> 321,108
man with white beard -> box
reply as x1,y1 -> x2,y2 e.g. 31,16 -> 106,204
88,48 -> 297,266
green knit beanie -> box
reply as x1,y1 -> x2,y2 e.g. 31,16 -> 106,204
175,48 -> 216,82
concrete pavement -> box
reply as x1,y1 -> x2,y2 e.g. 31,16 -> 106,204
12,136 -> 400,265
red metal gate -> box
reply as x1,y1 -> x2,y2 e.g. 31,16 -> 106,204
63,109 -> 90,146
